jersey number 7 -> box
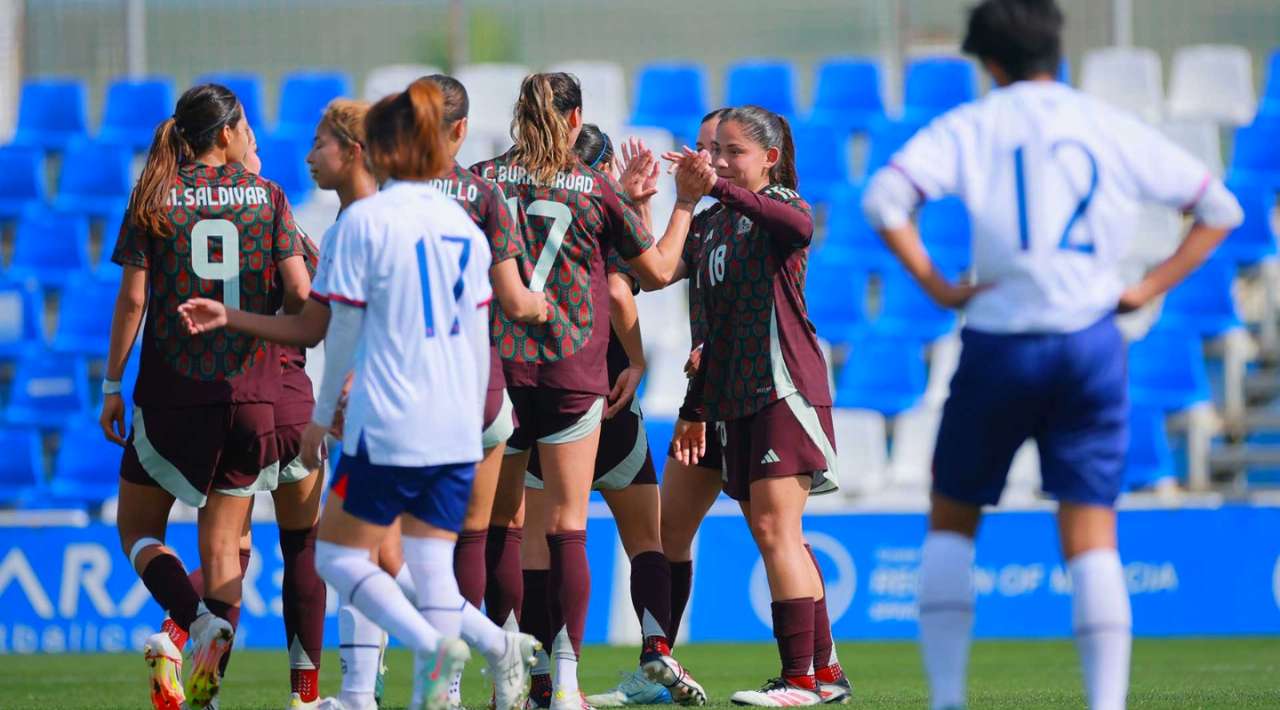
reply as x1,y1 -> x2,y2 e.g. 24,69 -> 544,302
508,197 -> 572,293
416,235 -> 471,338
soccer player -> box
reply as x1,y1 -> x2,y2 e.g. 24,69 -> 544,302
860,2 -> 1244,709
471,73 -> 709,710
101,83 -> 310,710
673,106 -> 841,706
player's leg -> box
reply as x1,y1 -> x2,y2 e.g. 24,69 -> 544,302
458,442 -> 505,606
1057,504 -> 1127,710
658,457 -> 722,647
919,494 -> 982,710
191,490 -> 255,705
804,543 -> 851,704
272,461 -> 326,708
487,392 -> 533,631
522,485 -> 555,709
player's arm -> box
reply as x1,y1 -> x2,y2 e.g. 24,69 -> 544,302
606,271 -> 646,419
672,349 -> 708,466
300,301 -> 363,469
491,259 -> 549,324
626,153 -> 713,290
709,178 -> 813,250
100,265 -> 148,445
279,253 -> 311,314
178,297 -> 331,348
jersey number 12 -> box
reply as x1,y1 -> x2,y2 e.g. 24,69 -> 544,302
1013,140 -> 1099,255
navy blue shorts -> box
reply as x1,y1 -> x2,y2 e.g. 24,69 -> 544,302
932,315 -> 1128,508
330,437 -> 476,531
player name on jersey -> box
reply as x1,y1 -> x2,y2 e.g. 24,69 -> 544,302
478,164 -> 596,194
426,178 -> 481,203
167,185 -> 272,208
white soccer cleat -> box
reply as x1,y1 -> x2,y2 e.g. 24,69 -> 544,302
549,689 -> 596,710
286,692 -> 321,709
585,668 -> 673,707
730,678 -> 823,707
448,668 -> 463,709
411,638 -> 471,710
144,631 -> 186,710
488,632 -> 540,710
184,613 -> 234,708
641,652 -> 707,706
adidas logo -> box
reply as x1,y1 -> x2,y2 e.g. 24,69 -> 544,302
760,449 -> 781,465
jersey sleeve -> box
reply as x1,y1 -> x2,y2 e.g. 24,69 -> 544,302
269,182 -> 307,263
110,214 -> 150,269
600,174 -> 655,260
887,109 -> 972,201
478,180 -> 525,265
1112,115 -> 1241,227
311,209 -> 370,308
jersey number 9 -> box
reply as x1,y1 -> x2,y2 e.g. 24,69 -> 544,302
191,219 -> 240,309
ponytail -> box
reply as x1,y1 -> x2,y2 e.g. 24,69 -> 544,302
718,105 -> 799,191
511,72 -> 582,184
366,78 -> 450,181
128,118 -> 188,237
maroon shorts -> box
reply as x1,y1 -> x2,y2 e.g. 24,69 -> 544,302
505,386 -> 604,452
275,361 -> 316,485
119,402 -> 278,507
481,386 -> 517,449
667,424 -> 725,474
718,394 -> 839,502
527,397 -> 657,491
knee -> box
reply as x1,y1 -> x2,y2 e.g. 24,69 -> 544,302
748,512 -> 795,553
660,517 -> 694,559
314,540 -> 370,596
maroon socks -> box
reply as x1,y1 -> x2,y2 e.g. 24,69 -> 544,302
485,526 -> 524,627
772,598 -> 816,684
141,553 -> 202,632
280,526 -> 324,702
547,531 -> 590,658
629,551 -> 674,644
668,559 -> 693,647
454,529 -> 489,607
521,568 -> 553,654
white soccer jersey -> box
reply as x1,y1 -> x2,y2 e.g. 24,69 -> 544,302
873,80 -> 1242,333
311,180 -> 493,466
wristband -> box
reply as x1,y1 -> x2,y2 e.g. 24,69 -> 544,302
102,379 -> 123,396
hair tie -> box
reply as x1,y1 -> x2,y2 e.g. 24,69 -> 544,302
589,134 -> 612,168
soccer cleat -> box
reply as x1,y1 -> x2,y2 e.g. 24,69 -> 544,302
640,639 -> 707,706
375,630 -> 389,709
585,668 -> 673,707
814,664 -> 852,705
448,669 -> 463,709
411,638 -> 471,710
487,632 -> 540,710
730,678 -> 822,707
549,689 -> 595,710
287,692 -> 321,709
145,631 -> 186,710
526,674 -> 553,710
184,613 -> 234,708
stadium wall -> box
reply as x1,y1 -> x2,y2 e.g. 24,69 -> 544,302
2,506 -> 1278,654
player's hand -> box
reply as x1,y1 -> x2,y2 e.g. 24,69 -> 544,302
924,279 -> 990,309
683,344 -> 703,377
674,152 -> 715,204
618,137 -> 659,204
1117,283 -> 1153,314
605,363 -> 645,419
178,298 -> 229,334
299,422 -> 329,472
330,374 -> 353,438
99,394 -> 127,446
518,291 -> 551,325
671,417 -> 706,466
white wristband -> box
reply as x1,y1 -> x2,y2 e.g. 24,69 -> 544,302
102,379 -> 123,396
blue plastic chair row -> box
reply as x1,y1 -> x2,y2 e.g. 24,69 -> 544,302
0,139 -> 132,221
0,417 -> 124,508
806,253 -> 958,346
0,274 -> 118,359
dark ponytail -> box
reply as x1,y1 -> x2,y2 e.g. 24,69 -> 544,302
365,78 -> 450,180
718,105 -> 799,191
128,83 -> 242,237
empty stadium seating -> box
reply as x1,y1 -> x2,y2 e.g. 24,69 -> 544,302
1167,44 -> 1257,125
12,78 -> 89,151
5,352 -> 91,429
0,280 -> 45,361
807,57 -> 884,136
835,335 -> 927,416
0,427 -> 45,505
630,62 -> 708,145
1082,46 -> 1165,122
52,138 -> 133,219
725,59 -> 797,119
903,57 -> 978,122
99,77 -> 175,150
275,70 -> 351,141
8,209 -> 92,290
195,72 -> 267,129
0,146 -> 48,219
363,63 -> 443,102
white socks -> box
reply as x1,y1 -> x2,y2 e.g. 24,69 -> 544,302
395,562 -> 417,600
918,531 -> 975,710
316,541 -> 441,655
337,601 -> 382,709
552,627 -> 578,693
1069,548 -> 1131,710
403,536 -> 466,640
461,602 -> 509,659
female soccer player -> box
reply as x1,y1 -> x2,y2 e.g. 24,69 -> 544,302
861,2 -> 1243,709
101,83 -> 310,710
674,106 -> 841,706
471,73 -> 709,710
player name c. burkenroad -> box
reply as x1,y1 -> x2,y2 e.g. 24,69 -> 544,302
480,164 -> 596,193
166,185 -> 272,208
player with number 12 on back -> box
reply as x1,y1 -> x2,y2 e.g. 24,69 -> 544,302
101,83 -> 311,710
862,1 -> 1244,709
471,72 -> 710,710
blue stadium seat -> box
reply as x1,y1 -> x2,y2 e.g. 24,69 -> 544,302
12,78 -> 89,151
8,209 -> 92,290
195,72 -> 266,129
808,57 -> 884,136
1218,178 -> 1278,266
1158,256 -> 1242,338
0,427 -> 45,504
52,274 -> 119,357
725,59 -> 796,119
903,57 -> 978,122
255,133 -> 313,205
835,335 -> 926,416
1260,48 -> 1280,116
805,253 -> 866,345
1128,326 -> 1212,412
98,77 -> 175,150
861,116 -> 926,181
0,279 -> 46,361
821,186 -> 894,274
5,351 -> 91,429
793,123 -> 850,208
1227,118 -> 1280,187
0,146 -> 48,219
918,197 -> 971,273
52,138 -> 132,220
45,417 -> 121,506
630,63 -> 708,145
275,70 -> 351,141
871,267 -> 957,342
1058,57 -> 1072,85
1124,405 -> 1176,490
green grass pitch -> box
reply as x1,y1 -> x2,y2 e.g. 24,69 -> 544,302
1,639 -> 1277,709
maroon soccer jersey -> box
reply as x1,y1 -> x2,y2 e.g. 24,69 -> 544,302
691,180 -> 831,421
430,161 -> 527,394
112,163 -> 306,406
683,203 -> 723,349
471,152 -> 653,395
